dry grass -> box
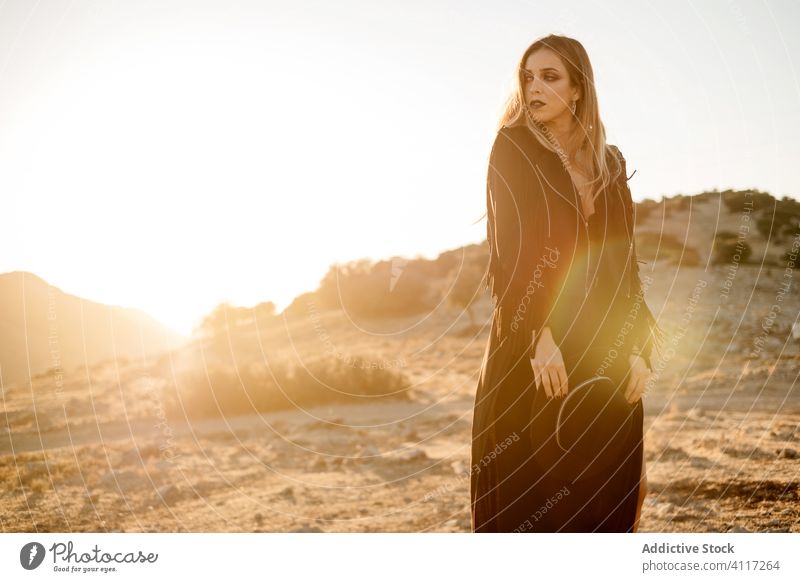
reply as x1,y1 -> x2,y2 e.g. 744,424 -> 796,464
163,354 -> 411,421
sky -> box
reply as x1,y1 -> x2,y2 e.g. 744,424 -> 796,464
1,0 -> 798,335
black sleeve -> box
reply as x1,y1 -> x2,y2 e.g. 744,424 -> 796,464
486,128 -> 557,354
614,148 -> 664,369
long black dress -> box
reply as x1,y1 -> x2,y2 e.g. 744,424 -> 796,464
470,124 -> 663,533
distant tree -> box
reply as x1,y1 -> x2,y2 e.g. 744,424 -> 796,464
675,195 -> 691,211
712,232 -> 751,265
443,263 -> 486,326
755,203 -> 800,243
252,301 -> 278,327
315,257 -> 438,317
194,302 -> 234,338
282,291 -> 318,319
633,200 -> 656,224
781,244 -> 800,268
194,301 -> 270,337
434,243 -> 488,278
254,301 -> 275,317
722,189 -> 775,213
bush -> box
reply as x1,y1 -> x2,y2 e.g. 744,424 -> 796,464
634,232 -> 697,266
163,355 -> 411,421
443,262 -> 487,325
712,232 -> 752,265
755,203 -> 800,243
315,257 -> 439,318
633,200 -> 657,224
722,189 -> 775,213
675,247 -> 702,267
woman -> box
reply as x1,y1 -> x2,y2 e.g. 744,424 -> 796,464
470,34 -> 664,533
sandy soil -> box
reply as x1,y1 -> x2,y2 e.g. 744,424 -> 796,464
1,265 -> 799,532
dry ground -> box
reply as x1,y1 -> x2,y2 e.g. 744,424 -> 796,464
1,265 -> 799,532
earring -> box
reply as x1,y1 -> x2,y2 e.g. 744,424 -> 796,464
570,100 -> 577,114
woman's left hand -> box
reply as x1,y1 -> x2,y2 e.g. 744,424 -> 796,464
625,354 -> 651,403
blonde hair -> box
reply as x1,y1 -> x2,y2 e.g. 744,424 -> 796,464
497,34 -> 621,201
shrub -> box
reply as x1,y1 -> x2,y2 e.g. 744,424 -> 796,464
163,355 -> 411,421
712,232 -> 752,265
315,258 -> 439,318
634,232 -> 697,266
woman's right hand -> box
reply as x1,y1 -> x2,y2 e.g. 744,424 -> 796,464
530,328 -> 568,399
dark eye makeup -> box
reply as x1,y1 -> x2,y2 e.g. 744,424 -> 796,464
522,72 -> 559,82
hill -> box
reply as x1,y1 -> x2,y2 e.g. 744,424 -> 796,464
0,271 -> 185,388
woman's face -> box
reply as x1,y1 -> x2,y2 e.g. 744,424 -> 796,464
522,48 -> 580,125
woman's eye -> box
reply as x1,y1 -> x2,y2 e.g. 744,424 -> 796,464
545,75 -> 557,81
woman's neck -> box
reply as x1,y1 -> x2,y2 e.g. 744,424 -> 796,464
544,115 -> 575,156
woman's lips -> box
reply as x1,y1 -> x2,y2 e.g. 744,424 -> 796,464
530,100 -> 545,109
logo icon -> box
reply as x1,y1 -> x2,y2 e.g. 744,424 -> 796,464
390,257 -> 409,292
20,542 -> 46,570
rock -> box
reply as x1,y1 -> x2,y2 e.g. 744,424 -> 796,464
651,502 -> 678,519
275,486 -> 296,504
659,446 -> 690,461
728,525 -> 751,533
395,445 -> 428,462
777,448 -> 798,459
770,429 -> 797,441
765,519 -> 781,527
254,513 -> 264,526
156,484 -> 183,505
308,457 -> 328,471
687,408 -> 705,419
690,456 -> 714,468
